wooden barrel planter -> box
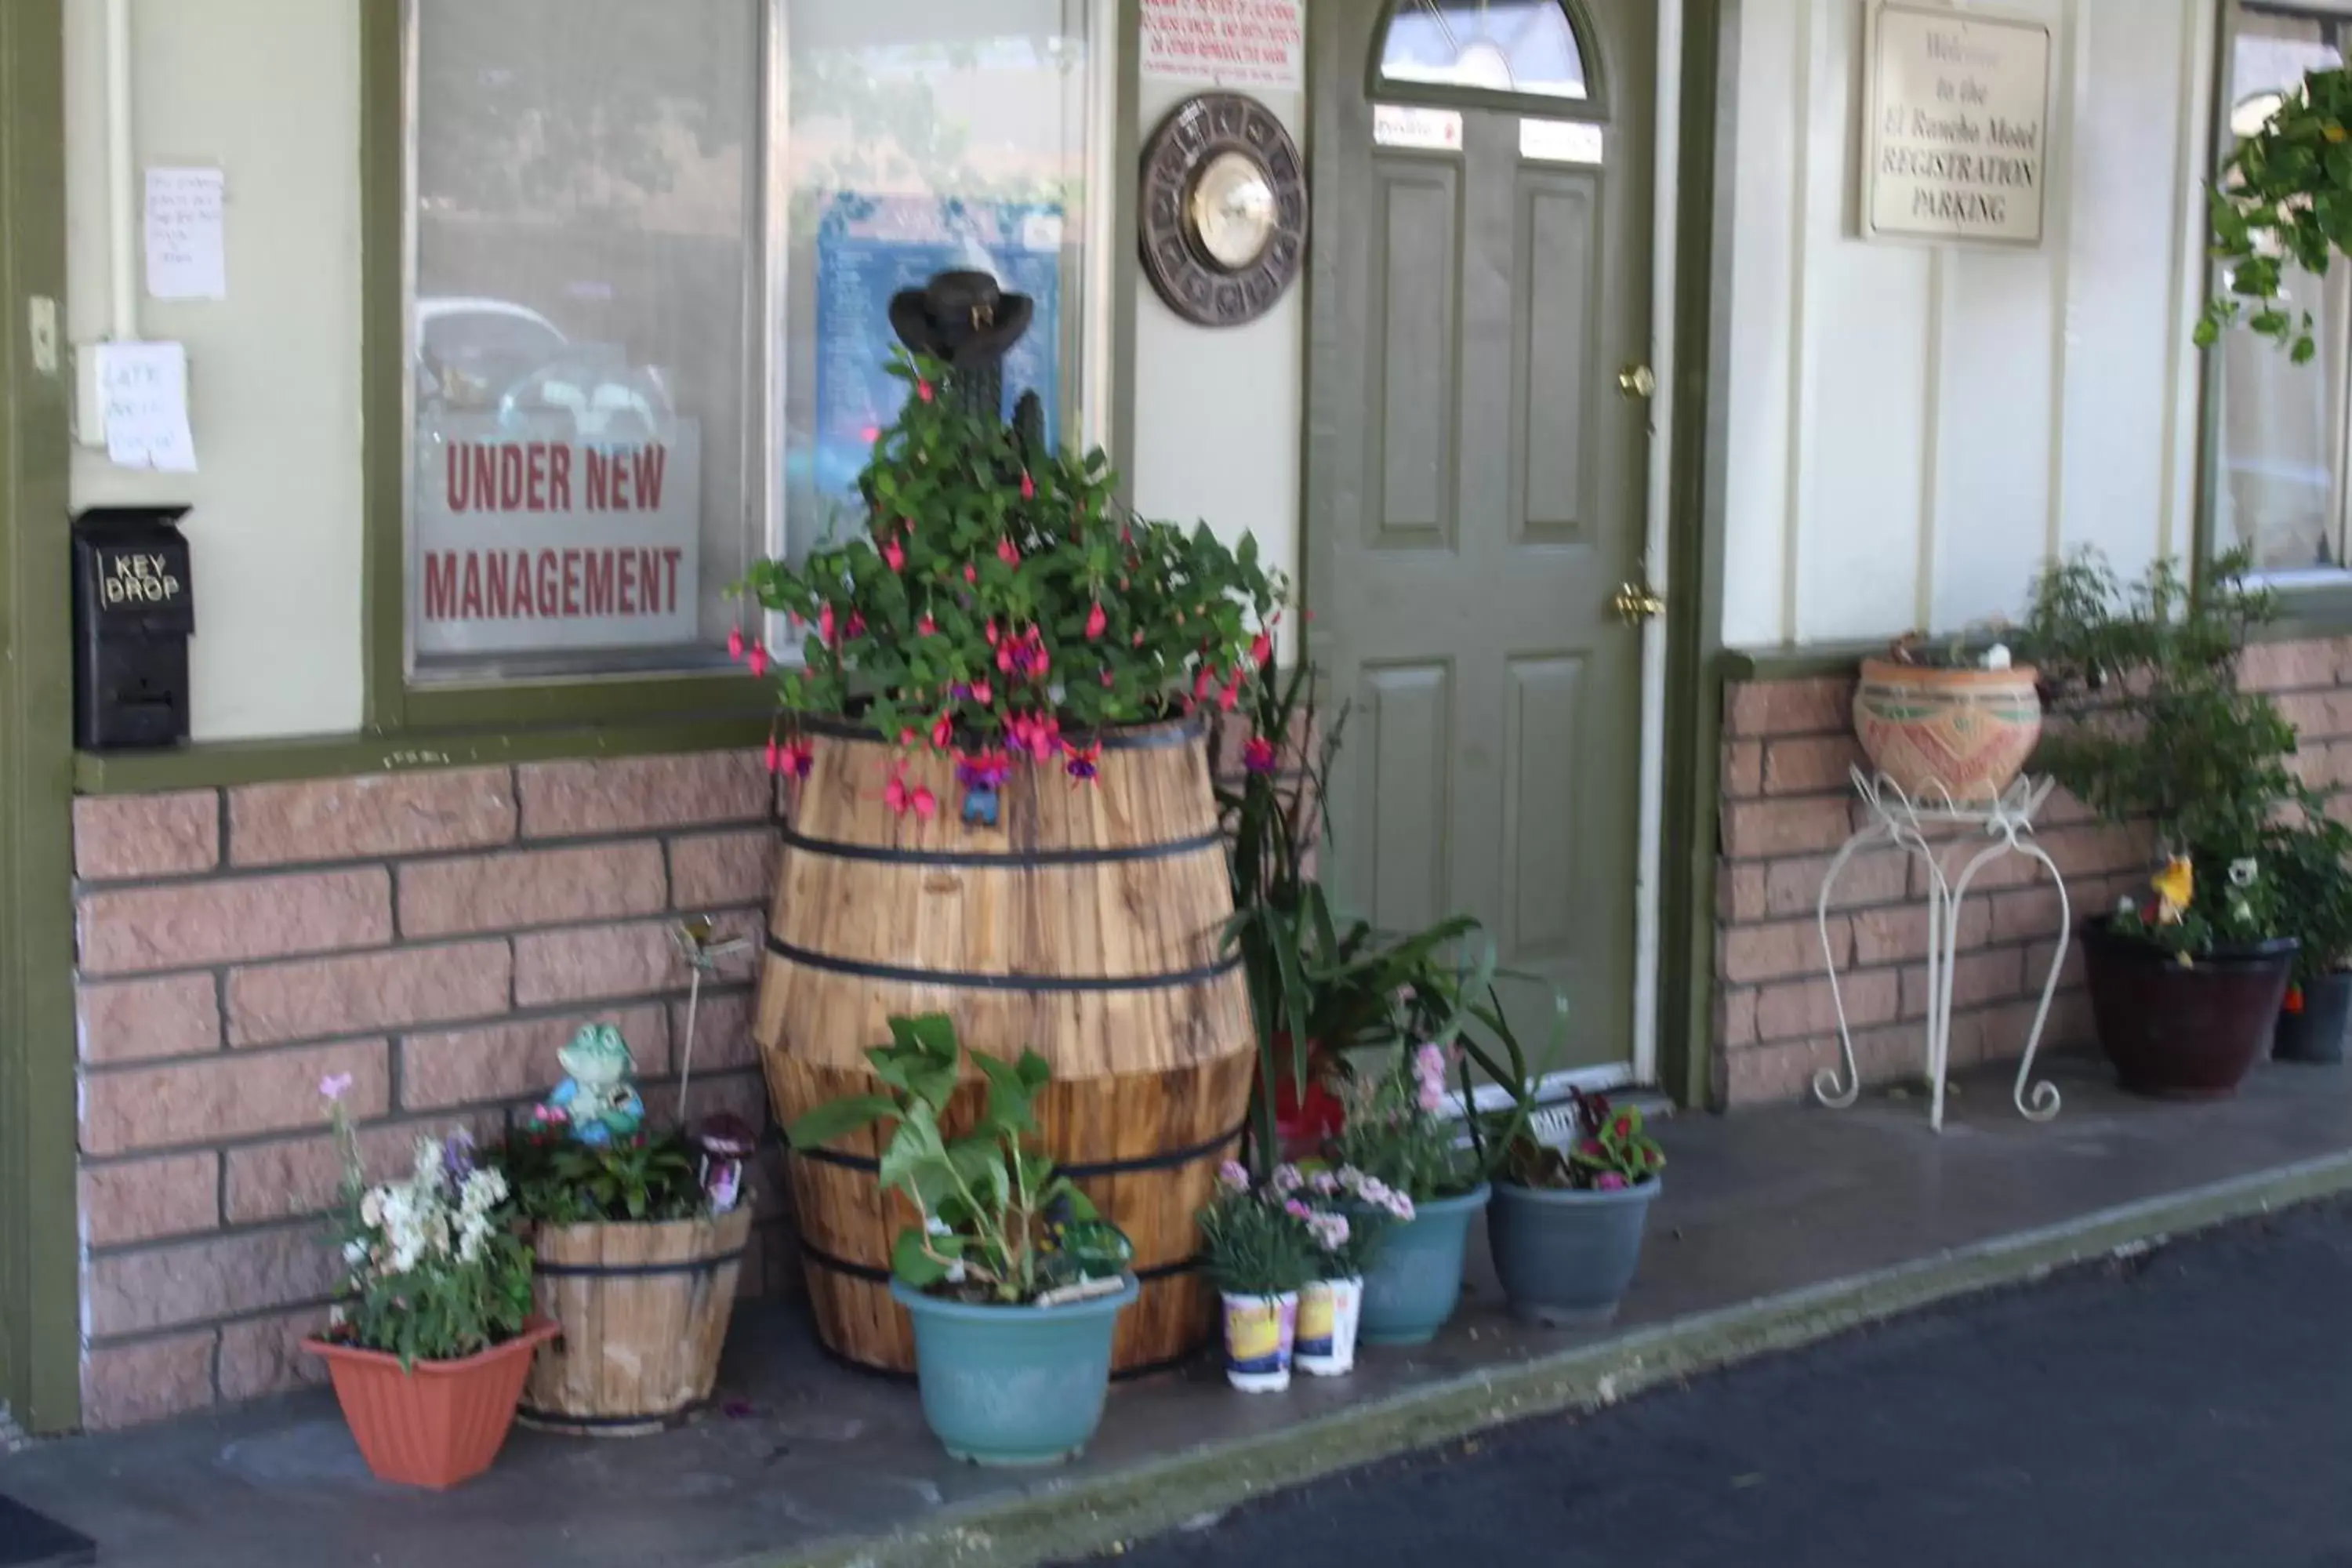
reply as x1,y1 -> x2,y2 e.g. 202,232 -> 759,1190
755,713 -> 1254,1377
517,1206 -> 755,1436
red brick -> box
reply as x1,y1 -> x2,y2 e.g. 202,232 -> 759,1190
78,973 -> 220,1064
1722,917 -> 1846,984
1721,1040 -> 1816,1107
2034,825 -> 2154,880
514,912 -> 759,1008
82,1039 -> 389,1156
517,752 -> 771,839
401,1005 -> 670,1112
227,942 -> 510,1047
2240,637 -> 2350,692
74,792 -> 220,880
223,1110 -> 505,1225
2026,938 -> 2089,993
1900,948 -> 2027,1018
2275,688 -> 2352,743
1990,885 -> 2071,945
1850,901 -> 1992,966
672,988 -> 760,1077
82,1332 -> 215,1430
1905,839 -> 2050,898
1720,862 -> 1768,922
1722,741 -> 1764,800
87,1228 -> 339,1338
78,868 -> 392,977
228,769 -> 516,866
1715,986 -> 1759,1050
219,1308 -> 332,1403
1755,970 -> 1899,1042
81,1152 -> 220,1247
398,842 -> 669,938
2288,741 -> 2352,792
663,1067 -> 771,1137
670,828 -> 781,912
1725,677 -> 1853,739
1762,735 -> 1867,797
1723,797 -> 1855,859
1766,848 -> 1909,918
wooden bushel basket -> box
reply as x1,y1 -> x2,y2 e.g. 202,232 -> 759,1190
755,714 -> 1254,1377
517,1206 -> 755,1436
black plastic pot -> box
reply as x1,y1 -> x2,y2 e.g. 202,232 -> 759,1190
2274,970 -> 2352,1065
2078,916 -> 2296,1098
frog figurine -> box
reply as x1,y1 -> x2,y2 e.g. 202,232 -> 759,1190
540,1024 -> 645,1146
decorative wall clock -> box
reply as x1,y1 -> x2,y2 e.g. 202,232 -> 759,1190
1139,93 -> 1308,328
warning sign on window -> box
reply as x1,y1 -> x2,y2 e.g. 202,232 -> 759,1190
1142,0 -> 1304,92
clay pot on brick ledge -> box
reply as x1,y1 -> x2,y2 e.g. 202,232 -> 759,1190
1852,656 -> 2042,806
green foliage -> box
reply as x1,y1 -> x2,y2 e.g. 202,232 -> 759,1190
1506,1091 -> 1665,1193
2268,817 -> 2352,984
488,1127 -> 711,1225
740,353 -> 1285,754
2199,66 -> 2352,361
2024,550 -> 2310,956
785,1014 -> 1125,1305
1196,1172 -> 1321,1297
322,1105 -> 532,1370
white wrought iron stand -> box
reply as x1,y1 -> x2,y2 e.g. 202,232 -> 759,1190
1814,768 -> 2068,1131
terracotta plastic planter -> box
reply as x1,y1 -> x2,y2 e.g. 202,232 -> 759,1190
1852,657 -> 2042,805
2079,916 -> 2296,1098
305,1319 -> 558,1489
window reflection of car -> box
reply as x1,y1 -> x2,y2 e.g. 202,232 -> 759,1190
416,296 -> 673,442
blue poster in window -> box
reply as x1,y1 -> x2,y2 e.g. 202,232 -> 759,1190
811,194 -> 1065,509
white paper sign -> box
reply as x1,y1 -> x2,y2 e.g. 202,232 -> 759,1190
1142,0 -> 1304,90
144,168 -> 227,301
97,342 -> 197,473
412,415 -> 702,654
1862,4 -> 2052,246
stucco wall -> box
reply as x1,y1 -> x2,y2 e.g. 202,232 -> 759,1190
1720,0 -> 2220,649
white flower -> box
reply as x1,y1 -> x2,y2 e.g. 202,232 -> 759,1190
2116,895 -> 2137,916
359,1189 -> 386,1229
2230,858 -> 2258,888
342,1240 -> 368,1265
1983,644 -> 2013,671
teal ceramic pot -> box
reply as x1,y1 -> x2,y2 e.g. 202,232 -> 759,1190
1356,1184 -> 1490,1346
890,1277 -> 1137,1466
1487,1178 -> 1660,1327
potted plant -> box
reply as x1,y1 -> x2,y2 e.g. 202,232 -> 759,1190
2025,550 -> 2304,1096
1292,1164 -> 1409,1376
1489,1091 -> 1665,1327
485,1025 -> 756,1436
302,1078 -> 552,1490
2267,818 -> 2352,1064
1196,1163 -> 1320,1392
1852,627 -> 2042,805
785,1014 -> 1137,1467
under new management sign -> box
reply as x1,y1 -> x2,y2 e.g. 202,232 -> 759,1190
1861,2 -> 2053,248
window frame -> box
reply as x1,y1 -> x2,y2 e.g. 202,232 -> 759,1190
360,0 -> 1134,734
1364,0 -> 1612,124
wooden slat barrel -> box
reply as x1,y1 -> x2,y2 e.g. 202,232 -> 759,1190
518,1206 -> 755,1436
754,714 -> 1253,1376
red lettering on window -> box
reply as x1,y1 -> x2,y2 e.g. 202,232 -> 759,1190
583,550 -> 615,616
459,552 -> 484,619
586,449 -> 609,510
527,444 -> 549,512
632,445 -> 666,513
661,548 -> 684,612
445,447 -> 471,514
473,445 -> 497,514
561,549 -> 582,617
550,444 -> 572,510
618,549 -> 637,614
499,445 -> 525,511
485,551 -> 508,619
423,551 -> 459,619
510,550 -> 536,619
536,550 -> 561,616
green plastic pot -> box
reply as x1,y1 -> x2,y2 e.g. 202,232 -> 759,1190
1488,1177 -> 1660,1327
1356,1184 -> 1490,1346
890,1276 -> 1136,1467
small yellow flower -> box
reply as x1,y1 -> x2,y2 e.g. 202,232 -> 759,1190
2151,856 -> 2194,925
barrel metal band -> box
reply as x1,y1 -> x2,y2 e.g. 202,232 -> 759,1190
765,933 -> 1242,993
531,1248 -> 747,1280
778,823 -> 1224,869
793,1119 -> 1245,1181
795,711 -> 1203,751
517,1406 -> 684,1430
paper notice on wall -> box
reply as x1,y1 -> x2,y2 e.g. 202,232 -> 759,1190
144,168 -> 227,301
1142,0 -> 1303,90
97,342 -> 197,473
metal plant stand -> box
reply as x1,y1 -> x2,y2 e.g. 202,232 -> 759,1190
1814,768 -> 2068,1131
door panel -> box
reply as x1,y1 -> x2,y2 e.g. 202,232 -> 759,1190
1308,0 -> 1654,1072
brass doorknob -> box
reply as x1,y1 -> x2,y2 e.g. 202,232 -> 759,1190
1611,581 -> 1666,624
1617,363 -> 1657,399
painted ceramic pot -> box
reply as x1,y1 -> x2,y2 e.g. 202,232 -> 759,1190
1852,658 -> 2042,806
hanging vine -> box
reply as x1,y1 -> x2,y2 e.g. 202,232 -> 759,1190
2199,65 -> 2352,363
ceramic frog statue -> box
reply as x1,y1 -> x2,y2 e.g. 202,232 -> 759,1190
540,1024 -> 645,1145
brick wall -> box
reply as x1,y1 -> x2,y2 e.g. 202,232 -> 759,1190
1711,635 -> 2352,1108
69,751 -> 789,1430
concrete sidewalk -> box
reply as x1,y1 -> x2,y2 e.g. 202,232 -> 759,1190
6,1053 -> 2351,1568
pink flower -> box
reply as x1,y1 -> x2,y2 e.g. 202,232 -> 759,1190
847,612 -> 866,640
746,642 -> 769,678
916,379 -> 935,403
884,771 -> 913,816
1100,668 -> 1116,688
1283,1199 -> 1313,1222
786,742 -> 813,779
1218,677 -> 1243,713
1251,631 -> 1273,668
765,737 -> 786,775
1243,736 -> 1278,775
1132,630 -> 1145,648
1218,1160 -> 1250,1192
1020,471 -> 1036,500
918,615 -> 938,637
971,679 -> 992,706
912,786 -> 938,820
1597,1173 -> 1628,1192
882,539 -> 906,572
1195,665 -> 1218,699
860,424 -> 880,443
985,619 -> 1000,646
319,1072 -> 354,1102
964,563 -> 978,586
997,536 -> 1022,567
931,711 -> 954,750
1086,602 -> 1108,641
818,604 -> 837,644
728,625 -> 746,661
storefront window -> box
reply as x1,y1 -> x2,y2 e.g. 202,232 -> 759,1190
405,1 -> 1101,683
2216,5 -> 2352,579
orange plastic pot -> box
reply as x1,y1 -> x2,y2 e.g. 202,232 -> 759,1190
304,1319 -> 557,1489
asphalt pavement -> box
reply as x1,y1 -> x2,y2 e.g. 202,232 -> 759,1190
1080,1198 -> 2352,1568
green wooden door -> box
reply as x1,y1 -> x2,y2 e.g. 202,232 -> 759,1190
1306,0 -> 1655,1073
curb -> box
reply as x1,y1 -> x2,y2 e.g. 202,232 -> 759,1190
743,1150 -> 2352,1568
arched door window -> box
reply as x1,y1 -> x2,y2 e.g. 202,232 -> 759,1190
1375,0 -> 1592,103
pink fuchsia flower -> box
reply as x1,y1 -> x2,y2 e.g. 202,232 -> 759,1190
818,604 -> 837,645
911,786 -> 938,820
1132,629 -> 1145,648
1219,675 -> 1244,713
846,612 -> 866,639
997,536 -> 1022,567
971,679 -> 992,706
916,379 -> 935,403
860,424 -> 880,443
1195,665 -> 1218,699
882,539 -> 906,572
1100,668 -> 1116,688
1020,471 -> 1036,501
1218,1160 -> 1250,1192
985,619 -> 1001,646
728,625 -> 746,661
1063,739 -> 1102,782
319,1072 -> 354,1102
931,711 -> 954,750
1086,602 -> 1108,640
746,642 -> 770,678
964,563 -> 978,586
765,737 -> 785,775
1243,736 -> 1278,775
1251,631 -> 1273,668
784,742 -> 814,779
918,615 -> 938,637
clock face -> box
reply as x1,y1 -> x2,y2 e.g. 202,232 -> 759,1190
1189,151 -> 1279,271
1140,93 -> 1308,328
